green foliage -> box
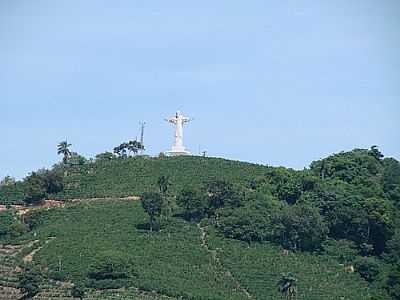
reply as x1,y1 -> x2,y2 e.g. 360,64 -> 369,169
17,264 -> 43,298
322,239 -> 359,264
31,201 -> 250,300
206,228 -> 384,299
54,156 -> 268,200
95,151 -> 116,161
0,175 -> 16,186
176,187 -> 207,221
23,169 -> 64,205
0,180 -> 26,205
217,195 -> 280,244
362,197 -> 394,254
277,204 -> 328,251
71,282 -> 86,299
277,272 -> 298,299
67,152 -> 88,166
87,251 -> 133,289
157,175 -> 171,195
141,192 -> 163,231
206,179 -> 242,211
0,211 -> 26,239
354,256 -> 381,282
387,265 -> 400,300
57,140 -> 72,164
113,140 -> 144,157
253,168 -> 303,204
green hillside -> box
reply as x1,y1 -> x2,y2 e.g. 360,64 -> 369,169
3,200 -> 383,300
1,147 -> 399,299
54,156 -> 268,200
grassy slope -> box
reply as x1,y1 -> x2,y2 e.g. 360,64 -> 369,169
206,228 -> 386,300
31,201 -> 249,300
55,156 -> 268,200
21,201 -> 383,300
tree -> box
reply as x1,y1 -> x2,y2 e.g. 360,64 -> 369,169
0,175 -> 16,186
67,152 -> 87,166
362,197 -> 394,254
96,152 -> 115,161
23,169 -> 64,205
57,140 -> 72,164
23,172 -> 47,205
206,179 -> 241,212
278,273 -> 297,300
217,206 -> 272,244
177,187 -> 208,221
127,140 -> 144,156
141,192 -> 163,231
386,265 -> 400,300
369,145 -> 384,161
17,264 -> 42,299
0,211 -> 26,239
354,256 -> 380,282
278,204 -> 328,251
157,175 -> 171,195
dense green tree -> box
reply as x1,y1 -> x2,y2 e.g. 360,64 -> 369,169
0,211 -> 26,239
127,140 -> 144,155
177,187 -> 208,221
23,169 -> 64,205
387,265 -> 400,300
57,140 -> 72,164
157,175 -> 171,195
254,168 -> 303,204
354,256 -> 381,282
0,175 -> 16,186
369,145 -> 384,161
17,264 -> 42,299
217,206 -> 272,244
141,192 -> 163,231
382,157 -> 400,204
23,172 -> 47,205
206,179 -> 241,212
322,239 -> 359,264
384,230 -> 400,263
96,152 -> 116,161
278,204 -> 328,251
67,152 -> 87,166
362,197 -> 394,254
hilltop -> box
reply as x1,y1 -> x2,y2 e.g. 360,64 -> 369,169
0,147 -> 399,300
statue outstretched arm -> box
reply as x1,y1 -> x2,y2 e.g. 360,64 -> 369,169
165,118 -> 177,124
183,117 -> 193,123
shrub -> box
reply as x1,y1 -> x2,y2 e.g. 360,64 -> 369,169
0,211 -> 26,239
354,256 -> 381,282
17,264 -> 43,298
177,187 -> 208,221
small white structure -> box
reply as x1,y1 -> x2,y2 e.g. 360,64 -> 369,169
165,111 -> 192,156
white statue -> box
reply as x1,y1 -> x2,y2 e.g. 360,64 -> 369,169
165,111 -> 192,155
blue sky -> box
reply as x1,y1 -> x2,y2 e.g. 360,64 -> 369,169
1,0 -> 399,179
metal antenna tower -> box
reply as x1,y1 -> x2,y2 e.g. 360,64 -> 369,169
139,122 -> 146,154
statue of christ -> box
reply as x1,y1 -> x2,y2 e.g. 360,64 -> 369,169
165,111 -> 192,155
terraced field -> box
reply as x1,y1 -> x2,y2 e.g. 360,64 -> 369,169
0,200 -> 383,300
54,156 -> 268,200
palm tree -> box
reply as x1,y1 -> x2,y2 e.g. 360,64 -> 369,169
127,140 -> 145,156
278,273 -> 297,300
57,141 -> 72,164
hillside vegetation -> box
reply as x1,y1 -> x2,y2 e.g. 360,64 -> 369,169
0,147 -> 399,299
